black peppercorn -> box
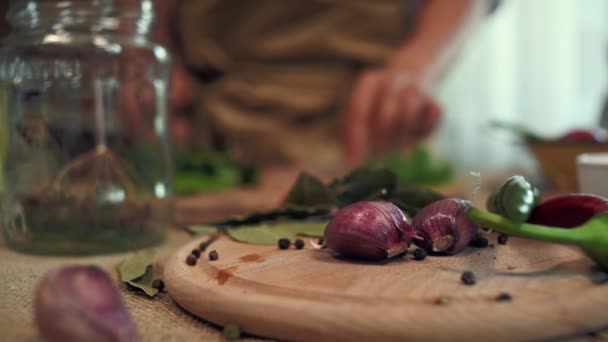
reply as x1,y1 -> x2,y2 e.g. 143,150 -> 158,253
209,250 -> 219,261
191,249 -> 201,258
186,254 -> 197,266
495,292 -> 511,302
318,238 -> 324,245
294,239 -> 305,250
469,236 -> 489,248
152,279 -> 165,292
498,234 -> 509,245
461,271 -> 476,285
413,248 -> 427,260
278,238 -> 291,250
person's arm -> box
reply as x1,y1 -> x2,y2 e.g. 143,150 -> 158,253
388,0 -> 490,87
342,0 -> 491,167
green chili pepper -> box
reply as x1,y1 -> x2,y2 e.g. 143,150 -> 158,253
486,175 -> 541,224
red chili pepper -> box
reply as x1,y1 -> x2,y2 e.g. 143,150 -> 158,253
527,194 -> 608,228
558,129 -> 607,143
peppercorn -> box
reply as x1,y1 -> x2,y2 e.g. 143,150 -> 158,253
461,271 -> 476,285
498,234 -> 509,245
152,279 -> 165,292
186,255 -> 197,266
278,238 -> 291,250
191,249 -> 201,258
294,239 -> 305,250
413,248 -> 427,260
223,323 -> 241,341
469,236 -> 489,248
495,292 -> 511,302
208,250 -> 219,261
199,235 -> 218,252
318,238 -> 325,245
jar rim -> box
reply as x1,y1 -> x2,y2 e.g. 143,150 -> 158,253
7,0 -> 155,34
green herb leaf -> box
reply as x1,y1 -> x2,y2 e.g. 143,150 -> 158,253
126,265 -> 158,297
117,249 -> 155,282
285,172 -> 337,208
226,221 -> 327,245
332,169 -> 397,205
188,225 -> 218,235
387,184 -> 446,216
215,206 -> 330,227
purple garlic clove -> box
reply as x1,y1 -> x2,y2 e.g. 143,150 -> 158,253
324,201 -> 416,260
412,198 -> 479,255
34,265 -> 139,342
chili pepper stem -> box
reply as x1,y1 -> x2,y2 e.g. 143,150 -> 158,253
467,207 -> 586,246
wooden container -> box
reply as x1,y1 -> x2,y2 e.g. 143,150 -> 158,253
527,141 -> 608,192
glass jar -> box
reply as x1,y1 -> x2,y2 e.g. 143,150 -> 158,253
0,0 -> 173,255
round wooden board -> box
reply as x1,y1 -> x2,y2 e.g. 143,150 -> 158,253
164,235 -> 608,341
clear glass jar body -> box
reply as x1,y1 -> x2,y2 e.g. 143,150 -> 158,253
0,0 -> 173,254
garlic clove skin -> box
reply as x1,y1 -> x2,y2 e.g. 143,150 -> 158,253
35,265 -> 139,342
412,198 -> 479,255
324,201 -> 414,260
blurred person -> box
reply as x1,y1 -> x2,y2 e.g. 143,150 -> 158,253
156,0 -> 498,172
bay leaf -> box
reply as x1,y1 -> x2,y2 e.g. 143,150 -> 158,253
226,221 -> 328,245
188,225 -> 218,235
126,265 -> 158,297
333,169 -> 397,206
215,206 -> 330,227
227,225 -> 289,245
285,172 -> 337,208
387,184 -> 445,216
117,249 -> 155,282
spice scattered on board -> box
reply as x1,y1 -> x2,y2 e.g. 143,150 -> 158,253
209,250 -> 219,261
461,271 -> 476,285
191,249 -> 201,258
295,239 -> 305,250
497,234 -> 509,245
278,238 -> 291,250
469,236 -> 489,248
186,255 -> 197,266
495,293 -> 512,302
413,248 -> 427,260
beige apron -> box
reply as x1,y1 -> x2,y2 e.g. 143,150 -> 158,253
176,0 -> 424,172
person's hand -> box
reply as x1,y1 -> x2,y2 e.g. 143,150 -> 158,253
341,68 -> 442,168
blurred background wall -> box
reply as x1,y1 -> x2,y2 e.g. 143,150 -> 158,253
434,0 -> 608,174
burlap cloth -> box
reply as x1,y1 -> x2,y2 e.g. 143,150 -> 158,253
0,229 -> 268,342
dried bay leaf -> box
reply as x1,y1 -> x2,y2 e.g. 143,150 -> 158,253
332,169 -> 397,205
285,172 -> 337,208
215,206 -> 330,227
226,221 -> 328,245
188,225 -> 218,235
126,265 -> 158,297
227,225 -> 288,245
117,249 -> 155,281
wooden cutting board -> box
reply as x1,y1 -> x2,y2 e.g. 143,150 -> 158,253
163,234 -> 608,341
